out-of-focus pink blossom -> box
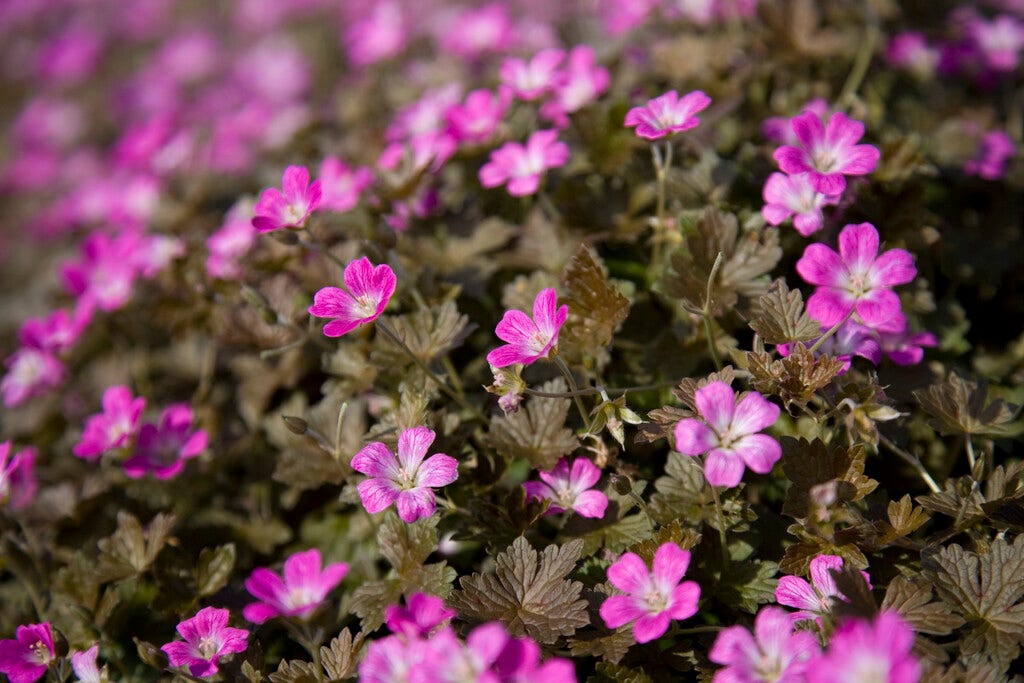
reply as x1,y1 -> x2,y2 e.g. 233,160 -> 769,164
439,3 -> 514,59
964,130 -> 1016,180
243,549 -> 348,623
967,14 -> 1024,72
885,32 -> 941,79
73,385 -> 146,461
18,308 -> 89,355
384,593 -> 457,639
345,1 -> 407,66
206,200 -> 257,281
122,404 -> 208,479
524,457 -> 609,518
318,157 -> 374,213
624,90 -> 711,140
486,288 -> 568,367
0,622 -> 54,683
709,606 -> 820,683
308,257 -> 396,337
761,172 -> 841,236
479,130 -> 569,196
499,49 -> 565,101
1,348 -> 65,407
446,89 -> 509,145
541,45 -> 610,127
878,327 -> 938,366
34,25 -> 103,86
60,233 -> 140,313
0,442 -> 37,511
252,165 -> 321,233
774,111 -> 880,195
161,607 -> 249,679
762,99 -> 830,147
807,611 -> 920,683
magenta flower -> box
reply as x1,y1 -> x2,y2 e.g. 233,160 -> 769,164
486,288 -> 568,368
161,607 -> 249,679
244,548 -> 348,624
479,129 -> 569,196
308,257 -> 396,337
70,645 -> 102,683
384,593 -> 457,639
0,442 -> 37,511
18,308 -> 89,355
795,222 -> 917,331
344,2 -> 407,67
762,99 -> 830,146
709,606 -> 820,683
599,542 -> 701,643
251,165 -> 321,232
761,172 -> 840,237
446,89 -> 509,145
775,554 -> 871,624
351,426 -> 458,523
318,156 -> 374,213
624,90 -> 712,140
807,611 -> 921,683
673,382 -> 781,488
73,385 -> 146,461
499,49 -> 565,101
359,634 -> 421,682
206,200 -> 257,281
773,111 -> 880,195
879,327 -> 937,366
1,347 -> 64,407
492,634 -> 578,683
60,232 -> 140,314
122,404 -> 208,479
885,32 -> 940,79
523,457 -> 609,519
0,622 -> 55,683
967,14 -> 1024,72
541,45 -> 610,127
964,130 -> 1015,180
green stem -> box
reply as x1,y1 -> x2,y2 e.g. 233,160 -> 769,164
554,356 -> 592,431
650,141 -> 674,278
877,433 -> 941,493
836,1 -> 879,109
523,380 -> 678,398
707,483 -> 730,570
808,309 -> 854,355
702,252 -> 725,371
965,436 -> 977,472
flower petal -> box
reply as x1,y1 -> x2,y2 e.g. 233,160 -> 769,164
694,382 -> 736,434
351,442 -> 398,478
599,595 -> 646,630
607,552 -> 651,594
633,612 -> 671,643
674,419 -> 716,455
730,392 -> 780,436
398,426 -> 435,472
417,453 -> 459,487
357,477 -> 400,514
704,449 -> 745,488
733,433 -> 782,475
395,487 -> 436,522
838,223 -> 880,274
796,243 -> 846,288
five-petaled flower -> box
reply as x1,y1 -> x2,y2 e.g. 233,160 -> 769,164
351,426 -> 458,523
479,129 -> 569,196
624,89 -> 711,140
0,441 -> 37,511
523,457 -> 608,519
161,607 -> 249,679
709,606 -> 820,683
773,111 -> 880,195
761,171 -> 840,237
243,548 -> 348,624
775,554 -> 871,625
674,382 -> 781,488
251,164 -> 321,232
795,222 -> 917,332
308,257 -> 397,337
486,288 -> 568,368
0,622 -> 55,683
599,542 -> 701,643
806,611 -> 920,683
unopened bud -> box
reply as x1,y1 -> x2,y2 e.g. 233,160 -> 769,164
282,415 -> 309,435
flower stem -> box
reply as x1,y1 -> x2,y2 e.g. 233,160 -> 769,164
650,140 -> 674,278
965,436 -> 977,472
808,309 -> 854,355
523,380 -> 678,398
877,432 -> 941,494
837,0 -> 879,110
707,482 -> 730,571
554,356 -> 592,431
702,252 -> 725,371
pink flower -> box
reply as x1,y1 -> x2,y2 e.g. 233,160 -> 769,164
499,49 -> 565,101
60,233 -> 140,313
878,327 -> 937,366
601,0 -> 656,36
795,222 -> 917,331
206,200 -> 257,281
439,3 -> 514,59
344,1 -> 407,67
308,257 -> 396,337
243,548 -> 348,623
523,457 -> 609,518
0,622 -> 55,683
318,157 -> 374,213
446,89 -> 509,146
599,542 -> 701,643
673,382 -> 781,488
773,111 -> 880,195
122,404 -> 208,479
486,288 -> 568,368
775,554 -> 871,624
0,442 -> 37,511
761,172 -> 841,236
70,645 -> 103,683
964,130 -> 1015,180
1,348 -> 65,407
251,165 -> 321,232
807,611 -> 920,683
762,99 -> 830,146
709,606 -> 820,683
541,45 -> 610,126
624,90 -> 712,140
351,426 -> 458,523
18,308 -> 90,355
967,14 -> 1024,72
161,607 -> 249,679
885,32 -> 941,79
384,593 -> 457,639
479,129 -> 569,196
359,634 -> 421,682
492,634 -> 577,683
73,385 -> 146,461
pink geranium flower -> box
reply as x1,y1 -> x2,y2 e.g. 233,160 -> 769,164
161,607 -> 249,679
73,385 -> 146,461
0,443 -> 37,511
308,257 -> 396,337
0,622 -> 55,683
523,457 -> 609,519
795,222 -> 917,331
773,111 -> 880,195
964,130 -> 1015,180
318,157 -> 374,212
624,90 -> 712,140
122,404 -> 208,479
885,32 -> 941,79
18,308 -> 89,355
243,548 -> 348,624
761,172 -> 841,237
807,611 -> 921,683
1,347 -> 65,407
446,89 -> 509,146
351,426 -> 459,523
251,165 -> 321,232
70,645 -> 103,683
778,321 -> 881,374
709,606 -> 820,683
206,199 -> 257,281
775,554 -> 871,624
967,14 -> 1024,72
60,232 -> 140,314
344,1 -> 407,67
479,129 -> 569,196
486,288 -> 568,368
878,327 -> 937,366
599,542 -> 701,643
384,593 -> 457,638
499,49 -> 565,101
541,45 -> 610,127
673,382 -> 781,488
762,99 -> 830,146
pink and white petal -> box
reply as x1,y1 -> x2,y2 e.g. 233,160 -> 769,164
773,146 -> 813,175
762,173 -> 792,205
343,257 -> 375,298
808,555 -> 844,597
774,576 -> 820,612
753,606 -> 800,659
494,309 -> 539,345
606,552 -> 652,594
704,449 -> 746,488
283,549 -> 322,590
181,431 -> 208,459
282,165 -> 310,201
245,568 -> 288,606
667,581 -> 701,620
395,487 -> 437,522
573,490 -> 608,518
318,563 -> 349,594
542,141 -> 570,167
839,144 -> 880,175
479,160 -> 510,188
870,249 -> 916,287
569,457 -> 602,489
854,288 -> 903,328
734,434 -> 781,475
523,481 -> 554,504
731,392 -> 780,435
397,426 -> 435,471
507,174 -> 541,196
624,105 -> 651,128
486,343 -> 534,368
838,223 -> 880,273
351,442 -> 399,478
243,602 -> 280,624
599,595 -> 646,630
254,188 -> 287,218
652,544 -> 691,589
532,288 -> 559,332
694,382 -> 736,433
309,286 -> 355,318
160,640 -> 195,668
322,318 -> 364,337
810,171 -> 846,196
466,622 -> 510,666
806,288 -> 854,327
178,606 -> 227,642
790,111 -> 825,150
708,623 -> 758,667
762,202 -> 793,226
796,244 -> 846,287
633,612 -> 671,643
674,419 -> 717,455
370,265 -> 397,307
792,211 -> 824,236
306,180 -> 322,211
417,453 -> 459,487
677,90 -> 711,118
823,112 -> 864,150
356,477 -> 401,514
874,611 -> 916,659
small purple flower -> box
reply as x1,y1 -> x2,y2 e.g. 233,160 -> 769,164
967,14 -> 1024,73
796,222 -> 917,331
523,457 -> 608,519
251,165 -> 321,232
318,156 -> 374,213
70,645 -> 103,683
775,554 -> 871,624
384,593 -> 457,639
878,327 -> 937,366
624,90 -> 711,140
243,549 -> 348,624
351,426 -> 458,523
161,607 -> 249,679
486,288 -> 568,368
807,611 -> 921,683
964,130 -> 1015,180
479,129 -> 569,196
709,606 -> 820,683
773,111 -> 880,195
540,45 -> 610,127
761,172 -> 840,237
0,622 -> 55,683
308,257 -> 397,338
673,382 -> 781,488
885,32 -> 941,79
73,385 -> 146,461
122,404 -> 208,479
599,542 -> 701,643
0,442 -> 37,511
492,633 -> 577,683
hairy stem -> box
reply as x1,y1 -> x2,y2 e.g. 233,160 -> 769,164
702,252 -> 725,371
650,140 -> 674,278
837,0 -> 879,109
707,482 -> 730,570
555,356 -> 592,431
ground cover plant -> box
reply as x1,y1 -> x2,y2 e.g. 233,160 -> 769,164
1,0 -> 1023,680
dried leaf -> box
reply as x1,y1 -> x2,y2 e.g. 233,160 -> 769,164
559,245 -> 630,366
486,378 -> 580,470
748,280 -> 820,345
881,576 -> 965,636
913,372 -> 1022,438
320,628 -> 363,681
269,659 -> 320,683
779,438 -> 878,518
744,344 -> 845,408
96,512 -> 176,583
568,627 -> 635,665
195,543 -> 236,597
378,300 -> 473,363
